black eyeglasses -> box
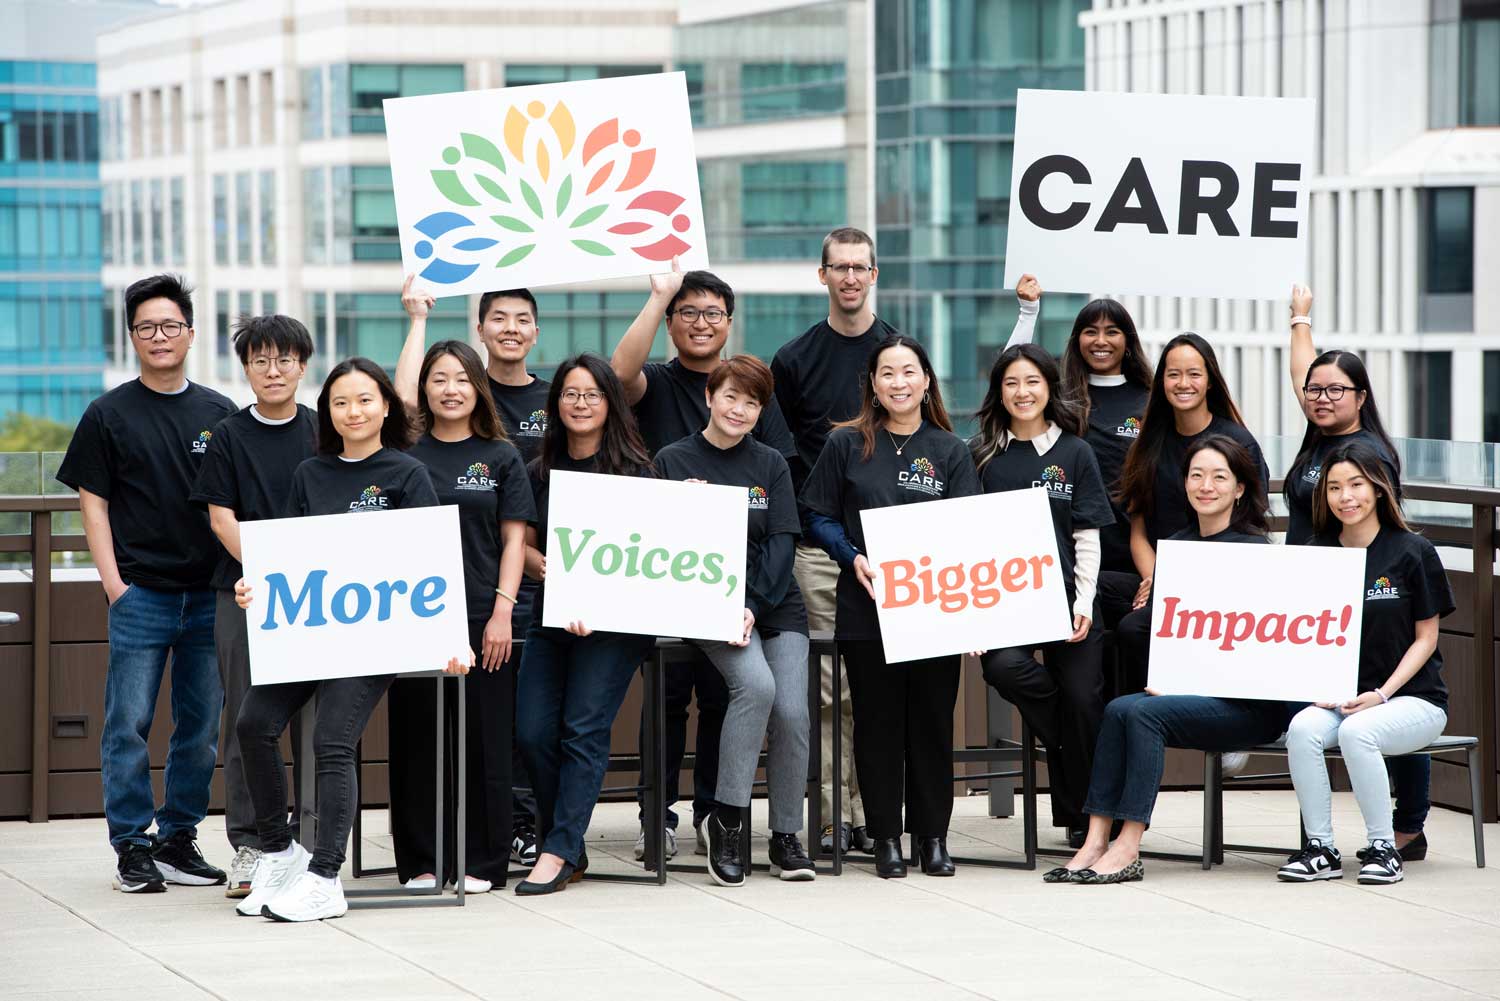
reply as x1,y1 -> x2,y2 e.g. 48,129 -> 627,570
821,264 -> 874,279
1303,384 -> 1356,401
130,320 -> 189,339
669,307 -> 727,325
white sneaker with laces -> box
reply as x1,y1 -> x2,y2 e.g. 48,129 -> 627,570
632,826 -> 678,861
262,871 -> 347,922
694,819 -> 709,856
225,845 -> 262,899
235,842 -> 309,916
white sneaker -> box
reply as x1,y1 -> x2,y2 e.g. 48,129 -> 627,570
694,819 -> 709,856
262,871 -> 347,922
235,842 -> 309,916
459,875 -> 492,893
632,826 -> 678,861
403,873 -> 438,891
225,845 -> 262,899
1221,752 -> 1252,777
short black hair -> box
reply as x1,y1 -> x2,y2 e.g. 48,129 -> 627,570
478,288 -> 538,323
124,273 -> 194,329
668,270 -> 734,318
231,314 -> 315,365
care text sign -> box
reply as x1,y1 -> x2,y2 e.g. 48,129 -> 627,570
861,489 -> 1072,664
1003,89 -> 1315,299
1147,540 -> 1365,702
541,471 -> 747,643
241,506 -> 471,685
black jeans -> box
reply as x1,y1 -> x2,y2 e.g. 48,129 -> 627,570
237,673 -> 393,879
637,650 -> 726,831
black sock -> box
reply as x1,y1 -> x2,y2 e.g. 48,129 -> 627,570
714,802 -> 742,828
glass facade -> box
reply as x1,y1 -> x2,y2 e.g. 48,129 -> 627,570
1460,1 -> 1500,125
1409,351 -> 1454,441
1486,350 -> 1500,443
504,64 -> 657,87
259,170 -> 276,266
213,173 -> 229,265
698,155 -> 847,261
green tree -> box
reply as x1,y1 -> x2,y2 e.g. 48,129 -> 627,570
0,413 -> 76,453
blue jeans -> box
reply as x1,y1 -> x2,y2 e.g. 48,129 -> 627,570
516,623 -> 655,865
1083,692 -> 1288,825
103,585 -> 221,850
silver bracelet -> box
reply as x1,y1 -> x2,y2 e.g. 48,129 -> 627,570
1375,688 -> 1389,703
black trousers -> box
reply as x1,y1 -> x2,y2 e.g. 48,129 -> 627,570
387,618 -> 514,884
982,627 -> 1105,829
637,650 -> 726,830
1098,570 -> 1146,696
841,640 -> 960,840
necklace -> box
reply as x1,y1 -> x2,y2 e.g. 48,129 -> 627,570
886,423 -> 920,455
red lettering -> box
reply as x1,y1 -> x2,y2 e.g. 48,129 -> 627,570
1219,611 -> 1256,651
1155,596 -> 1181,638
1313,607 -> 1339,646
1027,554 -> 1054,588
1254,612 -> 1288,643
1287,614 -> 1316,644
881,560 -> 919,609
1001,557 -> 1027,592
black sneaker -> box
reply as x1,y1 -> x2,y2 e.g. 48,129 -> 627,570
819,823 -> 850,854
1357,840 -> 1404,885
511,825 -> 538,867
1277,840 -> 1342,882
1358,831 -> 1426,863
768,833 -> 816,881
705,811 -> 745,887
113,843 -> 166,893
151,831 -> 226,886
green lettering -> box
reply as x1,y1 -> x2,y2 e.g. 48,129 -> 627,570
642,548 -> 670,580
593,544 -> 624,575
670,550 -> 700,581
724,573 -> 738,597
552,527 -> 596,571
700,551 -> 724,585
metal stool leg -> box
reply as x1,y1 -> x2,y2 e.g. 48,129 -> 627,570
456,673 -> 466,902
1202,752 -> 1218,870
298,696 -> 318,850
1468,745 -> 1487,869
831,642 -> 843,876
806,640 -> 821,854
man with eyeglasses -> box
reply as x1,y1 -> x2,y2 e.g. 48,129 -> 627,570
611,265 -> 798,862
771,226 -> 894,856
189,314 -> 317,898
57,275 -> 237,894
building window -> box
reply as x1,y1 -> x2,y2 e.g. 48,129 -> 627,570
303,167 -> 327,263
333,291 -> 467,362
696,158 -> 845,260
1485,351 -> 1500,442
212,78 -> 227,148
235,171 -> 253,266
215,290 -> 232,379
332,64 -> 465,135
739,63 -> 845,121
504,64 -> 654,87
1408,351 -> 1453,441
170,85 -> 184,153
259,170 -> 276,266
1461,0 -> 1500,125
528,292 -> 644,368
736,294 -> 826,360
263,290 -> 278,315
149,178 -> 163,264
258,70 -> 276,143
1420,187 -> 1474,332
213,173 -> 229,266
300,65 -> 325,139
130,179 -> 145,266
170,177 -> 185,265
102,183 -> 115,265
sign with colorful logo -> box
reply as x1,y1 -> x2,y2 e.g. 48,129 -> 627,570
541,471 -> 747,643
241,506 -> 470,685
1148,540 -> 1365,702
384,72 -> 709,298
859,488 -> 1071,664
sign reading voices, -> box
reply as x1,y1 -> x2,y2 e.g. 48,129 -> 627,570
241,506 -> 470,685
1003,89 -> 1316,299
541,471 -> 747,643
861,489 -> 1072,664
1148,540 -> 1365,702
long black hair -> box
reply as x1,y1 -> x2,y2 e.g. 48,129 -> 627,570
537,353 -> 652,480
1311,441 -> 1411,536
416,340 -> 507,442
1118,332 -> 1245,521
1287,349 -> 1400,502
1182,434 -> 1269,537
316,356 -> 414,454
972,342 -> 1083,472
1061,298 -> 1152,426
835,334 -> 953,460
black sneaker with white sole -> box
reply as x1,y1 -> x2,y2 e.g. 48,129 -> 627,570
113,843 -> 166,893
1357,840 -> 1404,884
768,833 -> 816,881
151,831 -> 226,886
1277,840 -> 1342,882
705,811 -> 746,887
511,825 -> 538,867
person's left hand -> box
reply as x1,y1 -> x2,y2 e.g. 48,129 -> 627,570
482,611 -> 512,671
1340,691 -> 1384,716
1068,614 -> 1092,643
445,650 -> 474,675
565,620 -> 592,637
729,608 -> 754,647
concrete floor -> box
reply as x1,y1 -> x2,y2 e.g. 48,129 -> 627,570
2,791 -> 1497,1001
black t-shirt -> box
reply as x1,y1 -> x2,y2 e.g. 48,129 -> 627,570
1083,381 -> 1150,571
57,379 -> 238,590
655,432 -> 807,635
408,434 -> 536,621
286,449 -> 439,517
1144,416 -> 1270,548
1313,527 -> 1454,709
1284,429 -> 1399,546
189,405 -> 319,590
801,423 -> 981,640
1166,524 -> 1269,546
977,430 -> 1115,596
487,375 -> 550,465
633,358 -> 796,461
771,316 -> 897,492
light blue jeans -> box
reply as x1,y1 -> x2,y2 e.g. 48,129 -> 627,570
1287,698 -> 1447,846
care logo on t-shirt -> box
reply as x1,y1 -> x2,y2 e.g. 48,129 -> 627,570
898,457 -> 944,497
518,409 -> 547,437
1115,416 -> 1141,438
457,461 -> 496,491
1302,464 -> 1322,483
747,485 -> 768,510
1366,575 -> 1400,600
349,484 -> 390,511
191,429 -> 212,454
1032,464 -> 1074,497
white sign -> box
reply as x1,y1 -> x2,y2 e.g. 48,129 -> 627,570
861,489 -> 1073,664
541,471 -> 747,643
241,506 -> 471,685
384,71 -> 709,298
1147,540 -> 1365,702
1003,89 -> 1315,299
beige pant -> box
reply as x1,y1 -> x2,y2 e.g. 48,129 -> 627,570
794,543 -> 864,827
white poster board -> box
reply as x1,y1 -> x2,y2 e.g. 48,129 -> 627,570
860,489 -> 1073,664
384,71 -> 709,298
1147,540 -> 1366,702
1003,89 -> 1315,299
241,506 -> 470,685
541,471 -> 747,643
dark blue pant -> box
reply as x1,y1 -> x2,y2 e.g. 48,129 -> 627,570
103,585 -> 220,850
1083,692 -> 1288,825
516,623 -> 654,865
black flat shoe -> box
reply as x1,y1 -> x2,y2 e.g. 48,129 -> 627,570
917,836 -> 955,877
1066,827 -> 1087,849
514,861 -> 576,895
1076,859 -> 1144,885
873,837 -> 906,879
849,825 -> 876,854
1042,867 -> 1084,884
570,849 -> 589,884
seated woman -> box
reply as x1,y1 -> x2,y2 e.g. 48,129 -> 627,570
1279,442 -> 1453,886
1052,435 -> 1291,885
655,355 -> 814,886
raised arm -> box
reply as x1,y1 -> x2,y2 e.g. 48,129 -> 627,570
1287,283 -> 1315,407
611,258 -> 682,407
1004,273 -> 1042,349
394,273 -> 435,413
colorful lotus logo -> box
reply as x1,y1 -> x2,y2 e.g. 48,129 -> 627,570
198,430 -> 212,442
1042,465 -> 1065,482
466,462 -> 490,478
909,457 -> 936,477
1374,576 -> 1391,589
530,409 -> 547,422
361,485 -> 382,501
1123,417 -> 1140,430
748,486 -> 767,500
413,99 -> 695,284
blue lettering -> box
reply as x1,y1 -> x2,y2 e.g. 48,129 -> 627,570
261,570 -> 328,630
411,576 -> 447,618
373,579 -> 408,621
332,582 -> 371,624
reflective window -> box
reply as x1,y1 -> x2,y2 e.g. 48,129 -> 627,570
1485,351 -> 1500,443
323,63 -> 466,135
333,291 -> 467,362
130,179 -> 145,266
170,177 -> 185,266
699,158 -> 845,261
504,64 -> 654,87
212,174 -> 228,266
735,294 -> 826,360
300,65 -> 324,140
1461,0 -> 1499,125
1408,352 -> 1453,441
235,171 -> 252,266
303,167 -> 327,264
1425,187 -> 1474,295
259,170 -> 276,266
148,179 -> 163,264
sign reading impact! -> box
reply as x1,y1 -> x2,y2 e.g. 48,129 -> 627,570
384,71 -> 709,298
240,506 -> 471,685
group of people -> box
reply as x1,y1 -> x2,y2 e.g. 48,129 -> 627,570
57,224 -> 1454,924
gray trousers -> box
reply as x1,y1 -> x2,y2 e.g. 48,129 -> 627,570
694,630 -> 811,835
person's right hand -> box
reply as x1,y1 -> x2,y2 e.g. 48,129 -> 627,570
649,256 -> 684,301
402,274 -> 435,319
104,579 -> 129,605
1016,273 -> 1042,302
1290,283 -> 1313,320
853,554 -> 877,601
1131,576 -> 1152,610
234,577 -> 254,609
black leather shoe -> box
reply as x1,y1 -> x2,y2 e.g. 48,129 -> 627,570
819,823 -> 850,854
849,825 -> 876,854
873,837 -> 906,879
1066,827 -> 1087,849
1361,831 -> 1426,863
514,861 -> 575,895
917,836 -> 955,876
705,811 -> 746,887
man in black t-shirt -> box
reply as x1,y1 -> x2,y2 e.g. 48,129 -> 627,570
57,275 -> 237,895
189,314 -> 317,897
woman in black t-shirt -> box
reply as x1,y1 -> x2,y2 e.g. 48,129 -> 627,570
655,355 -> 814,887
802,335 -> 980,879
513,354 -> 657,895
232,358 -> 470,923
389,340 -> 535,893
970,343 -> 1115,846
1279,443 -> 1453,887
